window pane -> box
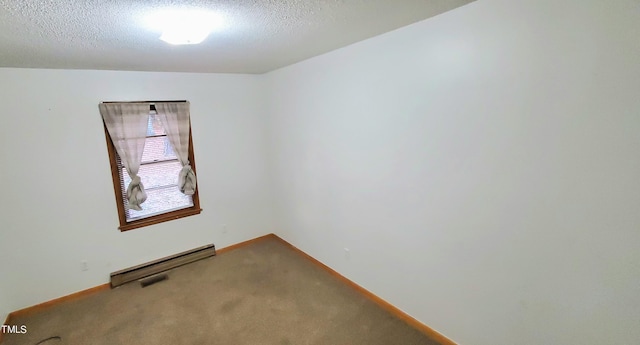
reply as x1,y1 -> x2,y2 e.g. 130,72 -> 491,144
147,114 -> 166,136
122,161 -> 183,189
141,136 -> 177,164
126,187 -> 193,221
121,159 -> 193,221
107,106 -> 199,230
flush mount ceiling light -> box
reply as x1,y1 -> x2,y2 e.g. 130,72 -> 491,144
145,9 -> 224,45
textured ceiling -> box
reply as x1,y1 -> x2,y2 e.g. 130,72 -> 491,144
0,0 -> 475,74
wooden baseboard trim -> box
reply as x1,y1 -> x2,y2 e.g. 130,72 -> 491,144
216,233 -> 277,255
3,234 -> 454,345
271,234 -> 457,345
4,235 -> 275,325
8,284 -> 111,321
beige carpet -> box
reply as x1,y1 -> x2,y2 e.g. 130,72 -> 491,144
3,237 -> 441,345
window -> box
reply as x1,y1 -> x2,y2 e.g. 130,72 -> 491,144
103,103 -> 201,231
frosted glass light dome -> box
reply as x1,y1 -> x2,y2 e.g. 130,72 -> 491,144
146,9 -> 224,45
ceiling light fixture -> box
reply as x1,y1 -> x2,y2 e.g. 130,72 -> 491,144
145,9 -> 224,45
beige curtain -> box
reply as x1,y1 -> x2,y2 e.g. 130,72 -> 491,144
155,102 -> 197,195
99,103 -> 150,210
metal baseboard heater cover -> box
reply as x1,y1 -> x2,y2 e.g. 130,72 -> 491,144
110,244 -> 216,288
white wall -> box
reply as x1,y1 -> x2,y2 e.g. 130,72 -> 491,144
0,294 -> 8,324
1,1 -> 639,342
0,68 -> 274,321
265,0 -> 640,344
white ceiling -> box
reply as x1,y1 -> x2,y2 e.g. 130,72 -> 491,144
0,0 -> 474,74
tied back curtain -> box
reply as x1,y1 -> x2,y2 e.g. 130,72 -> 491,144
155,102 -> 197,195
99,103 -> 150,210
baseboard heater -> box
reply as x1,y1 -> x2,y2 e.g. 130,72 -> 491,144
110,244 -> 216,288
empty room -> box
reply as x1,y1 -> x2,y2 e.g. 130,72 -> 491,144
1,0 -> 638,344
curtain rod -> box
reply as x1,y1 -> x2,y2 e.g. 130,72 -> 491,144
101,100 -> 188,104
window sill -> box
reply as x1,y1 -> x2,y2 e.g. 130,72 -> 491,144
119,208 -> 202,232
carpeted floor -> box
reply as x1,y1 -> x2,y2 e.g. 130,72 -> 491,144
3,237 -> 441,345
